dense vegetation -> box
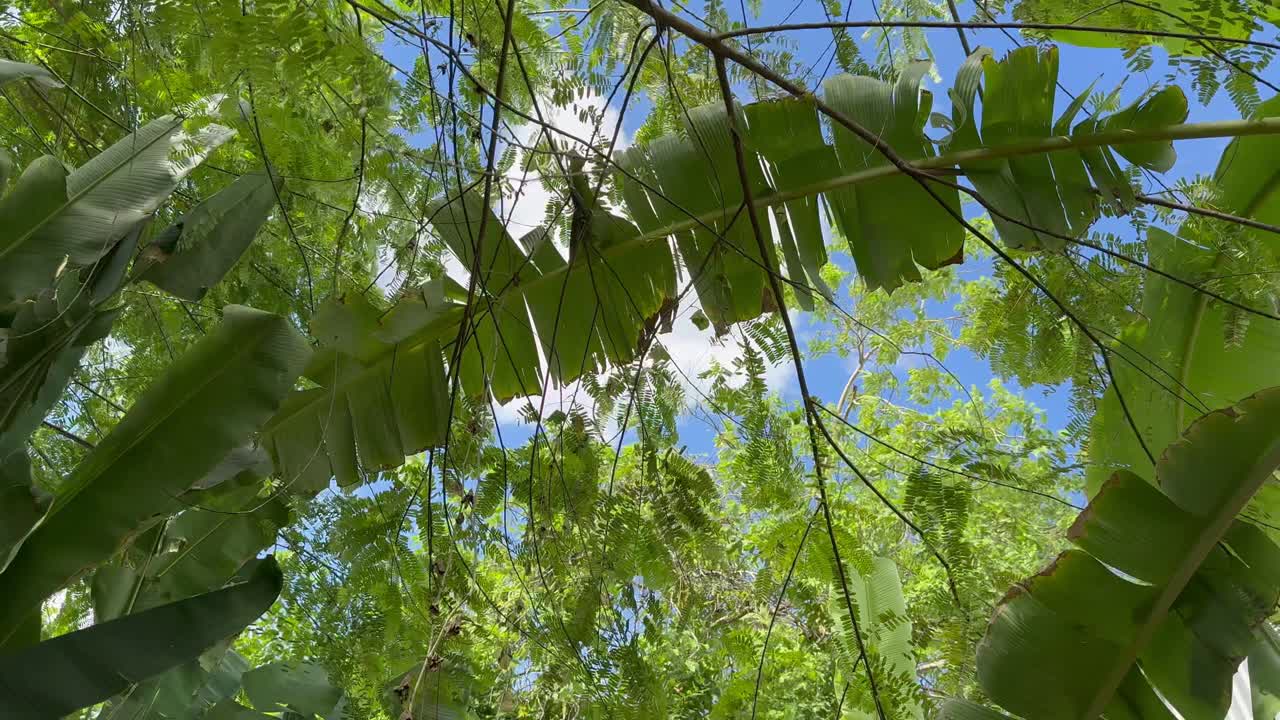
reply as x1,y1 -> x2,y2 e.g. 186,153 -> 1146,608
0,0 -> 1279,718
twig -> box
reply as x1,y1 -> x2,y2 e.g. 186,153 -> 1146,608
41,420 -> 94,449
714,18 -> 1280,51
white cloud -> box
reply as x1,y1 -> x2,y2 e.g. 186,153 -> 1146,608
655,309 -> 797,404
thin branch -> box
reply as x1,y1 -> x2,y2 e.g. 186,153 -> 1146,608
714,18 -> 1280,52
1137,193 -> 1280,238
42,420 -> 94,449
815,403 -> 1082,510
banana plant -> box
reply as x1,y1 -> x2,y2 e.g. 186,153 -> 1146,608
0,103 -> 284,450
0,97 -> 234,307
827,556 -> 924,720
0,304 -> 310,715
1007,0 -> 1280,57
942,387 -> 1280,720
0,94 -> 290,605
260,44 -> 1280,497
0,305 -> 309,638
0,81 -> 312,717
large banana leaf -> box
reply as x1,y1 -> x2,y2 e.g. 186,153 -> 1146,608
1252,625 -> 1280,720
91,484 -> 289,621
261,187 -> 674,489
142,498 -> 288,611
1088,96 -> 1280,494
1,161 -> 275,573
0,288 -> 115,569
0,452 -> 46,577
3,131 -> 267,453
0,103 -> 234,306
741,94 -> 834,310
824,61 -> 963,289
618,102 -> 774,325
137,171 -> 282,301
429,185 -> 674,390
0,243 -> 133,451
946,46 -> 1186,250
259,46 -> 1280,492
113,647 -> 252,720
99,652 -> 344,720
1215,96 -> 1280,249
0,228 -> 140,571
0,305 -> 309,644
262,291 -> 453,493
0,556 -> 282,718
975,387 -> 1280,720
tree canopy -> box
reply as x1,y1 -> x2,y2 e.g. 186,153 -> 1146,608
1,0 -> 1279,718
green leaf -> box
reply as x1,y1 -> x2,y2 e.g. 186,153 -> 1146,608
834,556 -> 922,718
385,662 -> 470,720
938,699 -> 1017,720
0,105 -> 234,305
425,190 -> 545,399
823,61 -> 964,290
208,700 -> 276,719
1088,227 -> 1280,492
1087,98 -> 1280,492
947,47 -> 1186,250
263,294 -> 449,492
90,564 -> 139,623
0,305 -> 309,643
98,645 -> 253,720
0,58 -> 62,88
743,94 -> 835,308
0,281 -> 122,451
137,494 -> 289,610
0,150 -> 11,191
0,451 -> 48,574
1101,87 -> 1189,173
1066,469 -> 1199,583
0,556 -> 282,718
242,661 -> 344,717
0,229 -> 138,568
977,387 -> 1280,720
1010,0 -> 1280,55
137,171 -> 282,301
1214,96 -> 1280,241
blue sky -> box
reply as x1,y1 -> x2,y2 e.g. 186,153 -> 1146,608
375,1 -> 1256,460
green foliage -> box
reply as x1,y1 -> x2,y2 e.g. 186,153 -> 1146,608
1,2 -> 1279,719
1008,0 -> 1279,115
